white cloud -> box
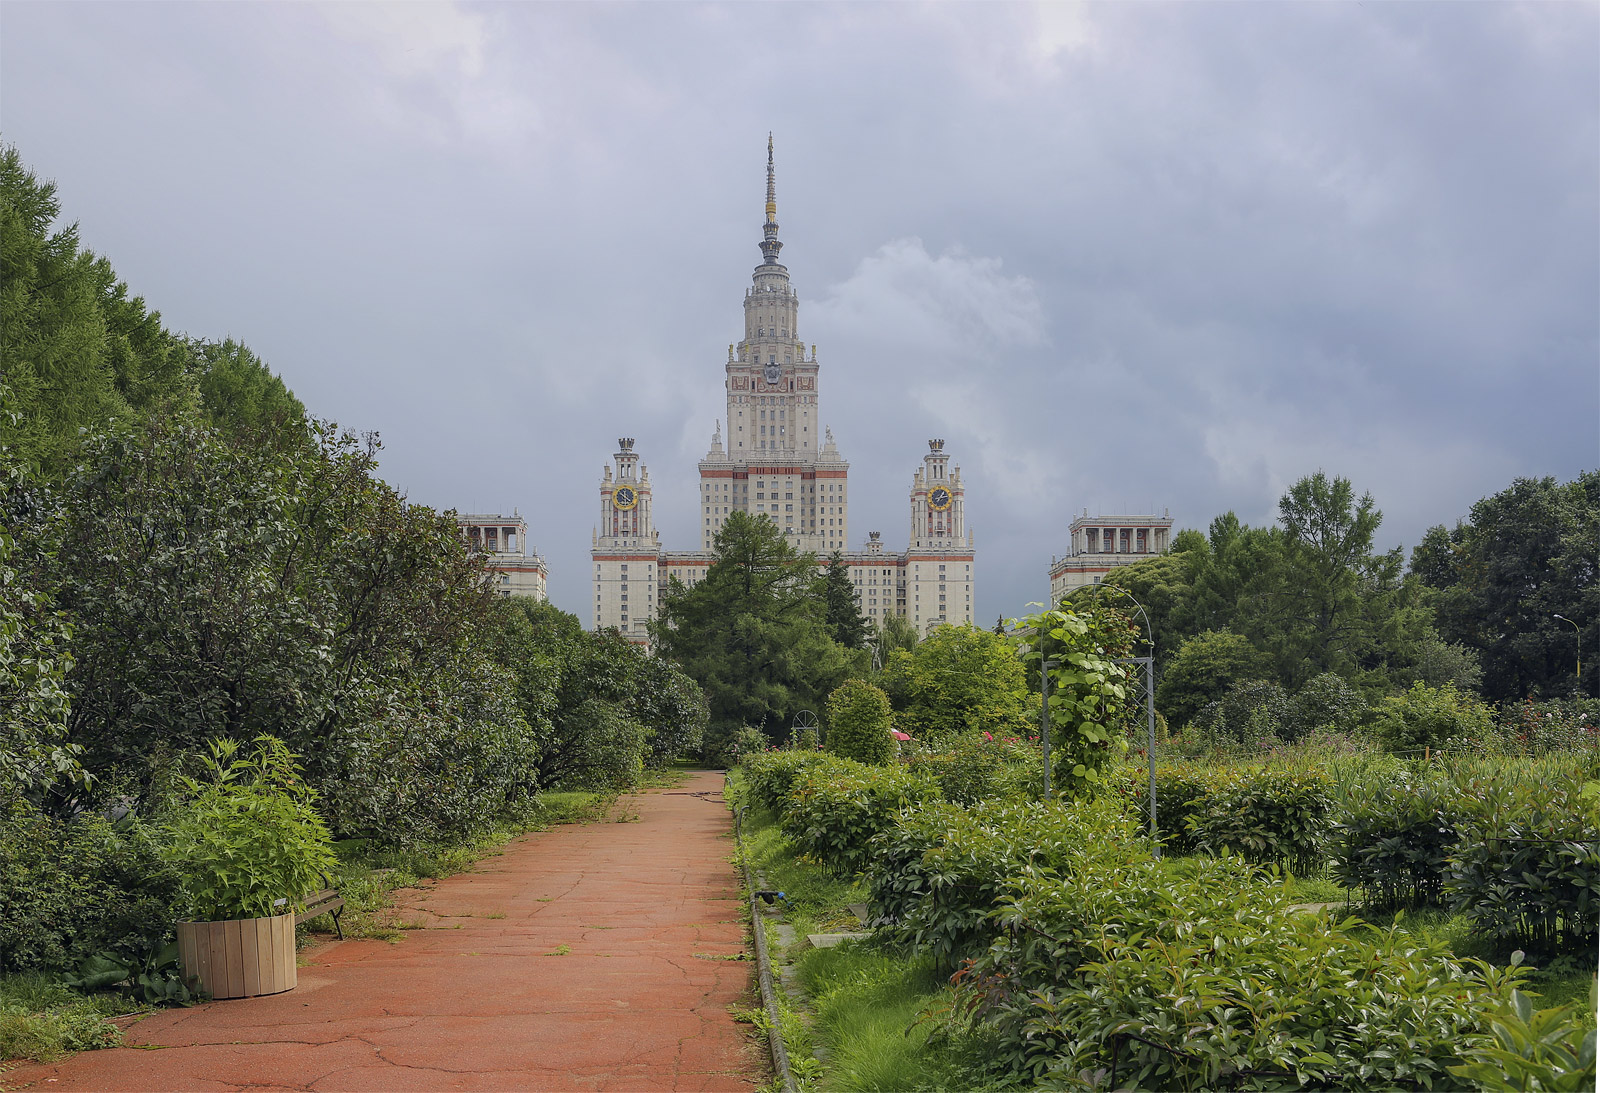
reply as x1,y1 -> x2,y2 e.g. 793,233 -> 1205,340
811,238 -> 1045,359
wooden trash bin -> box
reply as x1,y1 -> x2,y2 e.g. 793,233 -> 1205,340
176,912 -> 297,999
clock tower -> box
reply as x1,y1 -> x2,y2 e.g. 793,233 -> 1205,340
592,438 -> 660,641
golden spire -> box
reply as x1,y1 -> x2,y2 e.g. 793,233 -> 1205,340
766,132 -> 777,223
760,133 -> 783,265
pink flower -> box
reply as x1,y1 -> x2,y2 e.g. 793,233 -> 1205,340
983,732 -> 994,742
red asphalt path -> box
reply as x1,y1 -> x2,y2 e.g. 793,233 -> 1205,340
2,771 -> 763,1093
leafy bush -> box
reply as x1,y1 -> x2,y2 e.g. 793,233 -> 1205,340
1497,697 -> 1600,754
1108,764 -> 1239,855
0,803 -> 183,974
956,856 -> 1529,1089
1446,765 -> 1599,956
825,679 -> 894,765
1447,989 -> 1597,1092
164,736 -> 335,921
1185,766 -> 1332,875
905,732 -> 1040,805
1195,678 -> 1291,745
1370,681 -> 1495,754
866,796 -> 1145,970
555,698 -> 646,789
1285,671 -> 1366,742
780,756 -> 934,876
1330,768 -> 1460,909
742,748 -> 828,815
882,623 -> 1031,741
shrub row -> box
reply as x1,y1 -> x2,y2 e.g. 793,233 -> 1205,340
1330,758 -> 1598,956
904,732 -> 1040,805
1109,764 -> 1332,873
777,755 -> 935,876
954,855 -> 1543,1090
865,796 -> 1145,970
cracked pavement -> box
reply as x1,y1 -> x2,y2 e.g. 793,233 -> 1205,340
2,771 -> 762,1092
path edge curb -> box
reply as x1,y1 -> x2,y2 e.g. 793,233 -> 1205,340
733,805 -> 799,1093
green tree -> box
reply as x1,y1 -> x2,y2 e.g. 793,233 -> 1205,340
19,406 -> 538,842
1156,630 -> 1271,730
0,144 -> 304,477
1415,473 -> 1598,700
1369,682 -> 1494,753
825,679 -> 893,765
652,511 -> 855,751
0,144 -> 124,473
884,623 -> 1030,740
820,552 -> 869,650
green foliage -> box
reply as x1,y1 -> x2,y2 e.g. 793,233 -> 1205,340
1331,768 -> 1461,909
741,748 -> 829,814
1184,766 -> 1333,875
1447,765 -> 1599,956
0,803 -> 183,975
1194,677 -> 1292,746
821,552 -> 869,650
779,756 -> 933,876
0,145 -> 303,477
1108,764 -> 1239,854
1370,681 -> 1495,754
1285,670 -> 1365,741
1011,605 -> 1131,796
905,731 -> 1040,805
1497,697 -> 1600,754
883,623 -> 1030,741
652,511 -> 856,752
163,736 -> 335,921
1417,472 -> 1599,701
865,796 -> 1145,970
627,651 -> 708,768
956,856 -> 1527,1089
0,973 -> 134,1062
1447,989 -> 1598,1092
0,523 -> 86,801
824,679 -> 894,765
1156,629 -> 1269,729
21,409 -> 541,843
553,698 -> 646,790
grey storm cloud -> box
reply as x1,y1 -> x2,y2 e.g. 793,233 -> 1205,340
2,1 -> 1594,622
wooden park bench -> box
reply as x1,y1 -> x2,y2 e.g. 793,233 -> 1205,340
293,874 -> 345,940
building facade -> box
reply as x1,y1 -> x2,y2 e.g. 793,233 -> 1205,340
592,138 -> 975,643
459,513 -> 549,600
1048,511 -> 1173,602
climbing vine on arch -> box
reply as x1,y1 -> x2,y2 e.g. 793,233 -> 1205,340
1011,605 -> 1135,798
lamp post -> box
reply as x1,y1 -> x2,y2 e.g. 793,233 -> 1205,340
1553,613 -> 1582,694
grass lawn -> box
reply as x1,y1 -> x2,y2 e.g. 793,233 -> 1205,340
730,774 -> 995,1092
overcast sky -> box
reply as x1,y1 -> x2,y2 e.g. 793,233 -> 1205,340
4,2 -> 1596,624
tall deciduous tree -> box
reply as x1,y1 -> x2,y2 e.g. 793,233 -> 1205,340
1415,472 -> 1598,700
883,623 -> 1030,740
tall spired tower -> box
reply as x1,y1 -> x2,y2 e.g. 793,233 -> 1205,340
594,137 -> 974,646
698,135 -> 850,554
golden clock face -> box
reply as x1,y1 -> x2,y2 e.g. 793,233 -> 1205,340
613,486 -> 638,511
929,487 -> 953,512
